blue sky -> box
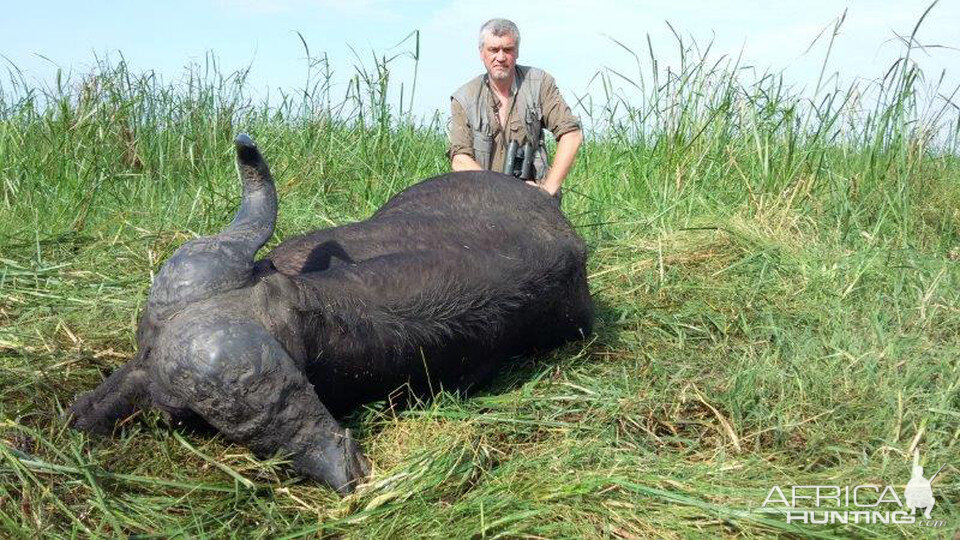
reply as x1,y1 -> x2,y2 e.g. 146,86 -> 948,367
2,1 -> 958,121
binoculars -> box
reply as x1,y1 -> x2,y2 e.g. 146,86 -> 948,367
502,140 -> 534,180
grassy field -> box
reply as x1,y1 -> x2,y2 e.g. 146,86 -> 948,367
1,24 -> 959,539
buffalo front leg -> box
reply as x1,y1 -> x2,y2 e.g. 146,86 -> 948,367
68,351 -> 149,435
152,318 -> 370,493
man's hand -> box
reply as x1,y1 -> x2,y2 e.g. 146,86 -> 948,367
525,180 -> 555,195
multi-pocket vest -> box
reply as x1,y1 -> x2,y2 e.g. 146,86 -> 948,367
451,65 -> 550,180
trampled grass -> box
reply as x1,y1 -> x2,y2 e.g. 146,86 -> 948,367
1,17 -> 959,539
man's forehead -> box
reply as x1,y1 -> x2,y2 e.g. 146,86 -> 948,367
481,33 -> 517,49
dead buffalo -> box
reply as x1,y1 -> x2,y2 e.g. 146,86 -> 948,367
68,134 -> 594,493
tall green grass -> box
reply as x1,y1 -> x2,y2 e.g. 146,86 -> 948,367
1,11 -> 958,538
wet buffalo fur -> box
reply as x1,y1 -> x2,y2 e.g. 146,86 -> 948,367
68,135 -> 594,493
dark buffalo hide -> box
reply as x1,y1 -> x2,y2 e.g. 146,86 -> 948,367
68,135 -> 593,493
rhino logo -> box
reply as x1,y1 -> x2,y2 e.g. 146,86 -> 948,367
904,450 -> 944,519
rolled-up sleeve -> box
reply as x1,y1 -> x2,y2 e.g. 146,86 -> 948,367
448,98 -> 474,160
539,73 -> 580,139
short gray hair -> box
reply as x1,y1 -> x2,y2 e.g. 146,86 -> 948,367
478,19 -> 520,48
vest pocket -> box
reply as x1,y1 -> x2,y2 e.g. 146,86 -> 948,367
472,131 -> 494,169
524,106 -> 547,180
525,105 -> 543,133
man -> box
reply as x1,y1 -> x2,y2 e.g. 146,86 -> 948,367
449,18 -> 583,197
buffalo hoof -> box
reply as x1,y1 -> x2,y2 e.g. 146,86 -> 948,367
66,360 -> 147,436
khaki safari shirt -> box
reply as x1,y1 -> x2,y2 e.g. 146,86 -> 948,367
449,68 -> 580,174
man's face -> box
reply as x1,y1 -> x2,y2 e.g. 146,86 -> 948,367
480,32 -> 518,82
